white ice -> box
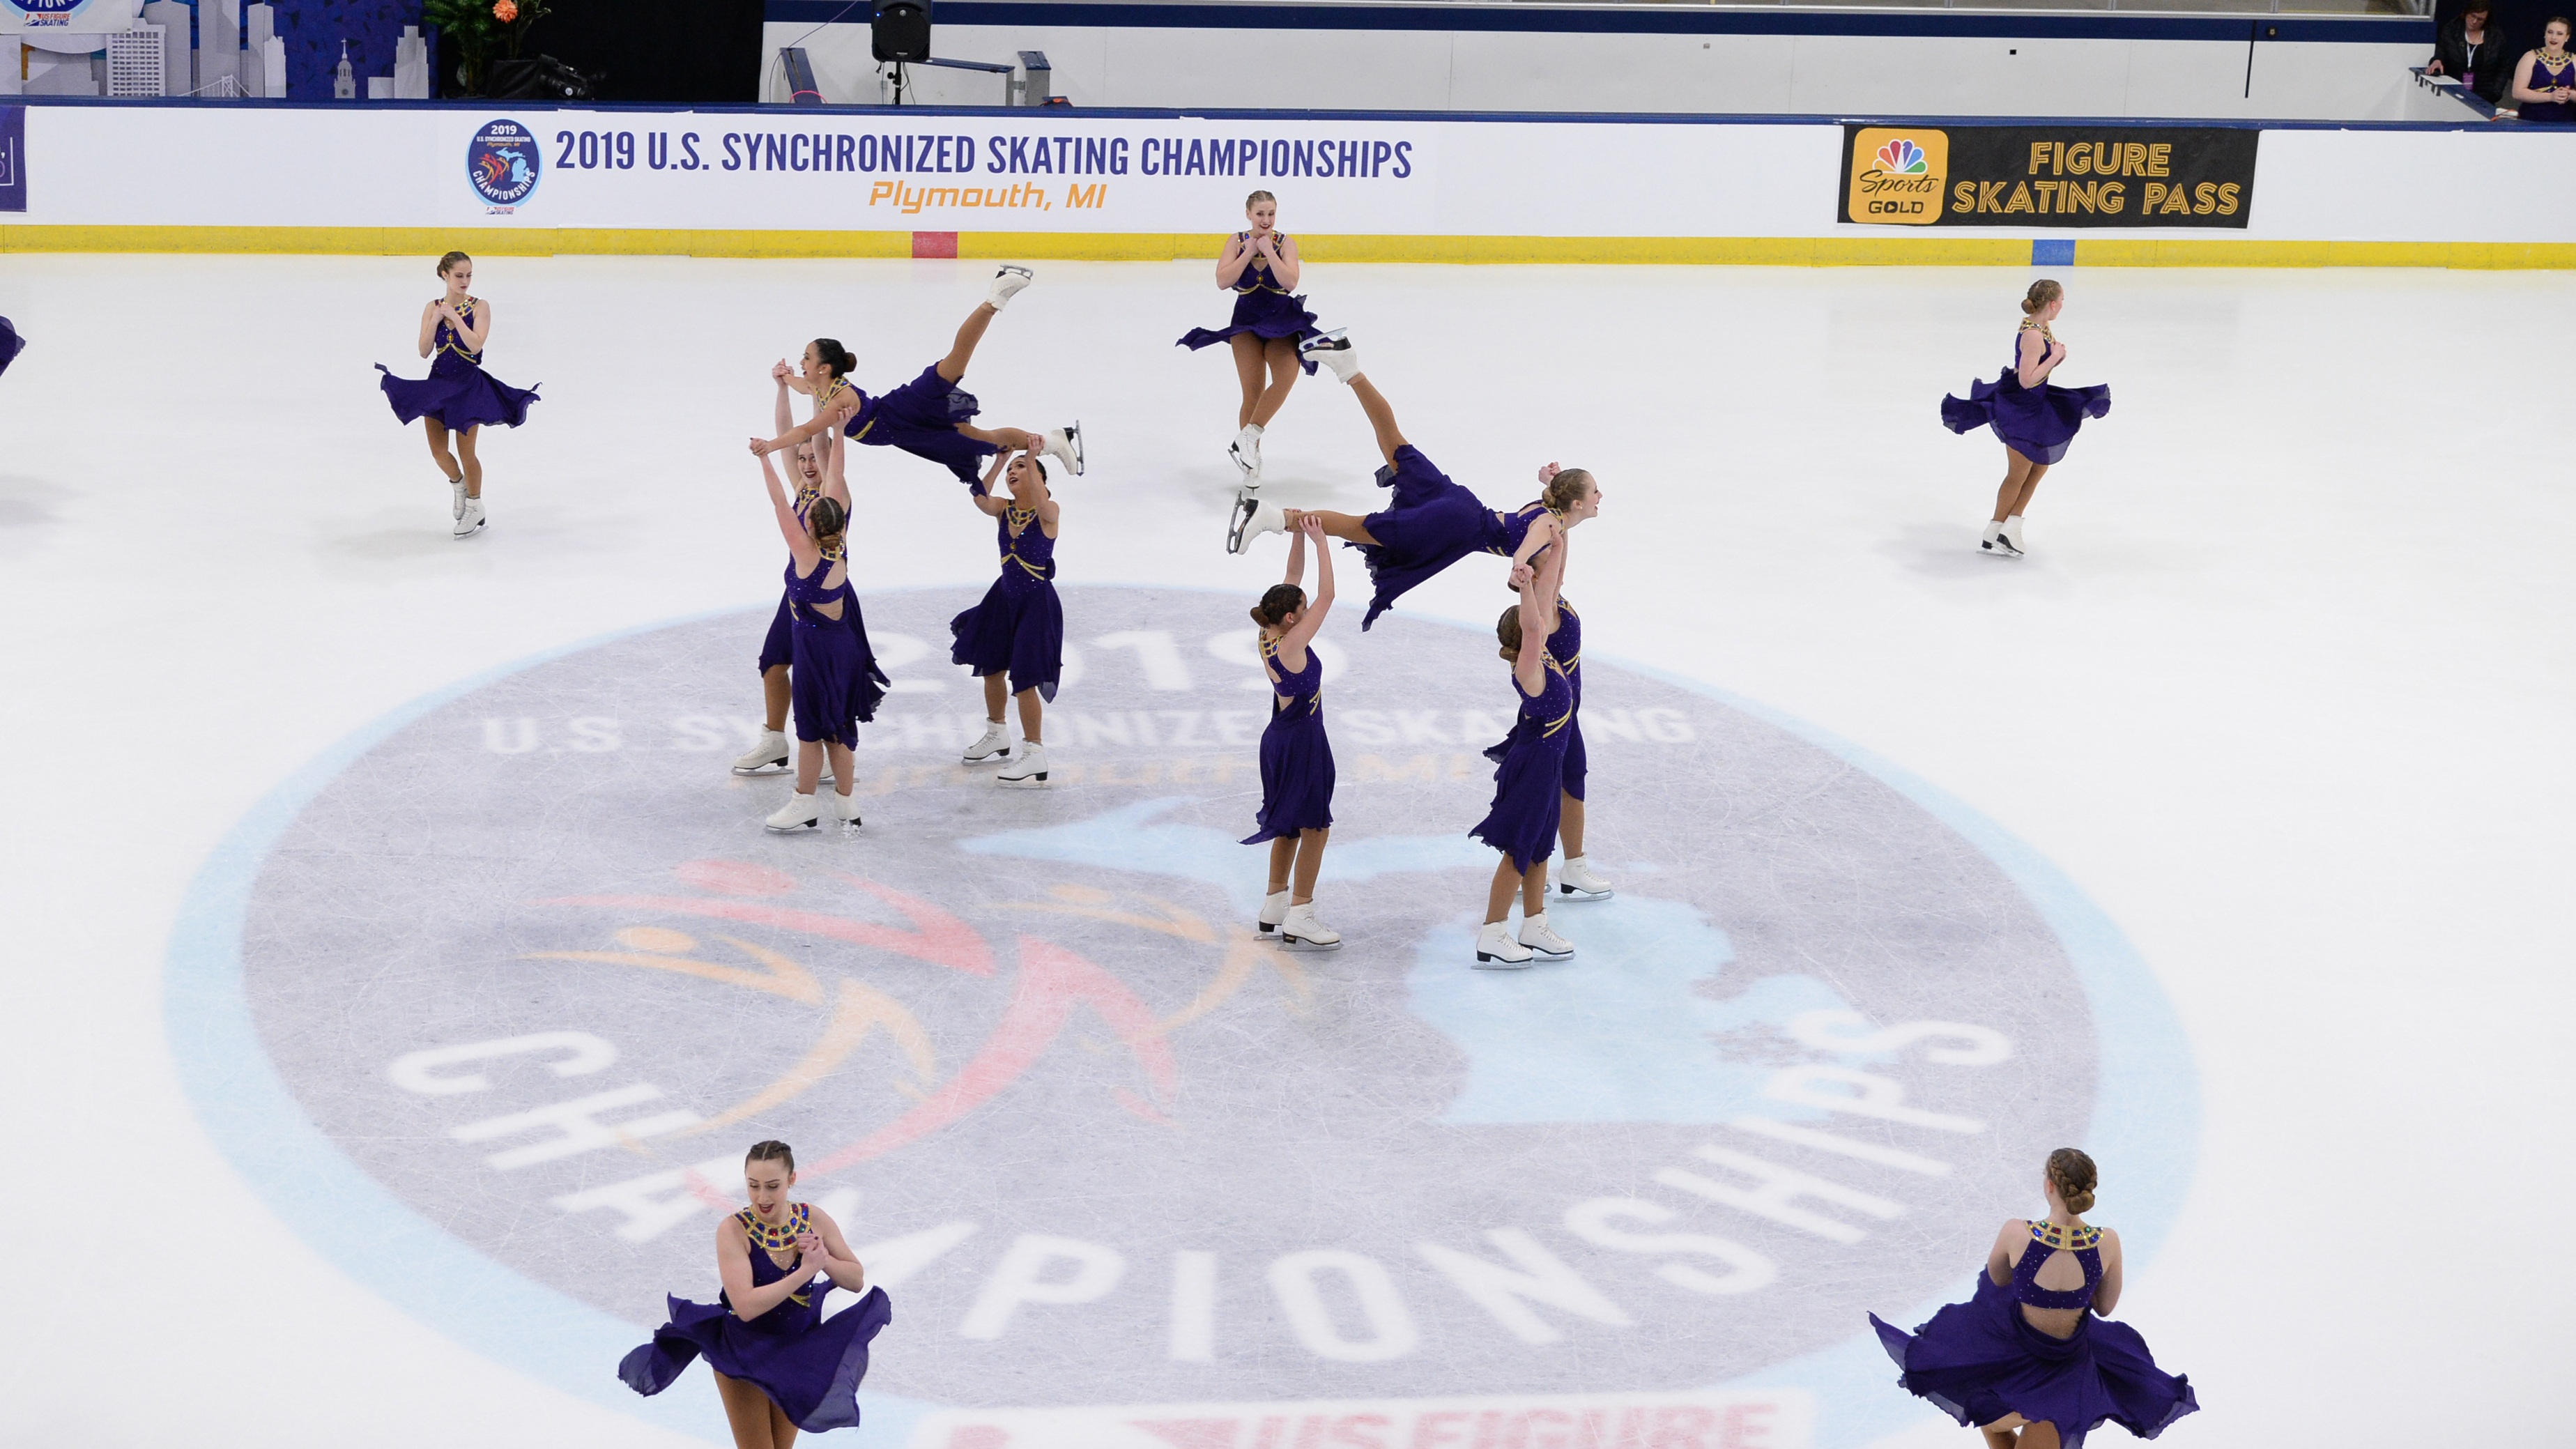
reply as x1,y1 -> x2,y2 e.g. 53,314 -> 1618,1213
0,253 -> 2568,1446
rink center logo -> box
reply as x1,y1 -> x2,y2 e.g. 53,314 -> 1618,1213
1845,128 -> 1947,224
183,585 -> 2192,1449
466,117 -> 542,212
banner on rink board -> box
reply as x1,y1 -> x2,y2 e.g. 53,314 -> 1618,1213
457,114 -> 1424,230
1,105 -> 24,213
1839,124 -> 2257,229
912,1390 -> 1817,1449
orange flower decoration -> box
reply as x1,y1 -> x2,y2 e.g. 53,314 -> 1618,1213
493,0 -> 519,20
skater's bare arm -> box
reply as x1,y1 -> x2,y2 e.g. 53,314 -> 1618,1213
1280,516 -> 1335,651
822,427 -> 850,514
1280,521 -> 1308,588
2090,1229 -> 2123,1315
454,298 -> 493,352
1987,1220 -> 2025,1287
1268,233 -> 1301,291
716,1220 -> 827,1323
1034,487 -> 1062,533
807,1209 -> 871,1294
969,450 -> 1013,516
416,302 -> 441,358
774,362 -> 797,436
1507,511 -> 1561,574
758,442 -> 823,571
1214,233 -> 1251,289
758,394 -> 854,457
1512,572 -> 1550,697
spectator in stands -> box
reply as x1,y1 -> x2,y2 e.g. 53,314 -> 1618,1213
2510,16 -> 2574,120
2428,1 -> 2508,103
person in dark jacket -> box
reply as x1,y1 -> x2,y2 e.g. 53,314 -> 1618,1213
2429,0 -> 2509,102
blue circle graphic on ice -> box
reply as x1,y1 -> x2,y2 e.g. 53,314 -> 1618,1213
194,585 -> 2192,1448
466,117 -> 543,210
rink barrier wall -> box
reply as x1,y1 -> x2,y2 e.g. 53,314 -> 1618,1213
6,225 -> 2574,268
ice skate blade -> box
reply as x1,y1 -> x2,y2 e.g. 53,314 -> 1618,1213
730,760 -> 790,776
997,772 -> 1050,788
763,818 -> 820,834
1554,883 -> 1612,901
1280,933 -> 1342,950
1472,952 -> 1533,970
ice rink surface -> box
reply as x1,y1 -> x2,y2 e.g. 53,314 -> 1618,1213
0,253 -> 2568,1448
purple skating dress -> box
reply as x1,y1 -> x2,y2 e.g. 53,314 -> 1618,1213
1869,1220 -> 2197,1447
620,1203 -> 893,1433
376,297 -> 541,430
1470,653 -> 1574,872
1241,634 -> 1336,843
757,473 -> 889,725
2522,52 -> 2575,121
839,369 -> 997,489
1351,446 -> 1553,631
1176,233 -> 1321,373
783,553 -> 877,749
1940,323 -> 2110,466
0,315 -> 23,378
949,505 -> 1064,703
1482,599 -> 1586,803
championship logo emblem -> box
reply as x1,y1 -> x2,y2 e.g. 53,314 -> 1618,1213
172,585 -> 2194,1449
466,116 -> 542,213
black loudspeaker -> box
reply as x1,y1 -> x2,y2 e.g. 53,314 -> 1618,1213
873,0 -> 932,62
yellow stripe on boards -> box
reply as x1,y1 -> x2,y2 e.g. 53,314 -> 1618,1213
0,224 -> 2569,269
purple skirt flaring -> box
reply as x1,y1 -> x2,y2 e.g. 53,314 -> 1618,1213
620,1285 -> 891,1434
1351,445 -> 1505,631
0,316 -> 24,378
765,588 -> 889,727
1869,1274 -> 2198,1448
377,355 -> 540,431
950,574 -> 1064,703
848,364 -> 997,487
1471,722 -> 1570,874
1241,704 -> 1336,843
1941,371 -> 2110,466
1178,288 -> 1323,373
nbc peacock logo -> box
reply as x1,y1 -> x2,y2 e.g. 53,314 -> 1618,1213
1874,138 -> 1928,176
1846,127 -> 1948,227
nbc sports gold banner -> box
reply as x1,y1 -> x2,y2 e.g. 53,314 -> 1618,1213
1840,124 -> 2259,229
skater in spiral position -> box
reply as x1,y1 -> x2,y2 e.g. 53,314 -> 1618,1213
1469,543 -> 1579,968
376,252 -> 540,539
1941,279 -> 2109,559
951,445 -> 1064,788
620,1140 -> 890,1448
1176,190 -> 1319,487
1243,514 -> 1340,948
1869,1149 -> 2197,1448
735,372 -> 891,779
1496,505 -> 1612,906
751,431 -> 878,832
755,268 -> 1082,486
1228,331 -> 1602,631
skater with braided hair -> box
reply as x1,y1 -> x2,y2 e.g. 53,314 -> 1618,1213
1241,514 -> 1340,947
1870,1148 -> 2198,1448
1227,330 -> 1604,631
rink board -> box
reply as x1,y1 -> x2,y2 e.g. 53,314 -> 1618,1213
2,99 -> 2573,266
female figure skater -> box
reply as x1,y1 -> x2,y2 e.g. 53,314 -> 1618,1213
1470,544 -> 1577,967
1940,279 -> 2109,559
2510,17 -> 2575,121
1176,191 -> 1317,486
1243,514 -> 1340,947
1498,498 -> 1611,905
735,369 -> 890,779
754,269 -> 1082,486
1229,332 -> 1603,632
1869,1149 -> 2197,1449
620,1140 -> 891,1447
752,432 -> 876,831
951,445 -> 1063,787
376,252 -> 541,539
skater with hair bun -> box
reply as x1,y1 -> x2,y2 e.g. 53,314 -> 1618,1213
751,430 -> 879,833
1942,279 -> 2110,560
1178,190 -> 1319,488
1242,514 -> 1340,949
1228,332 -> 1602,633
376,251 -> 541,539
620,1140 -> 891,1448
756,269 -> 1082,489
951,445 -> 1064,788
1869,1148 -> 2198,1448
1468,542 -> 1577,968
